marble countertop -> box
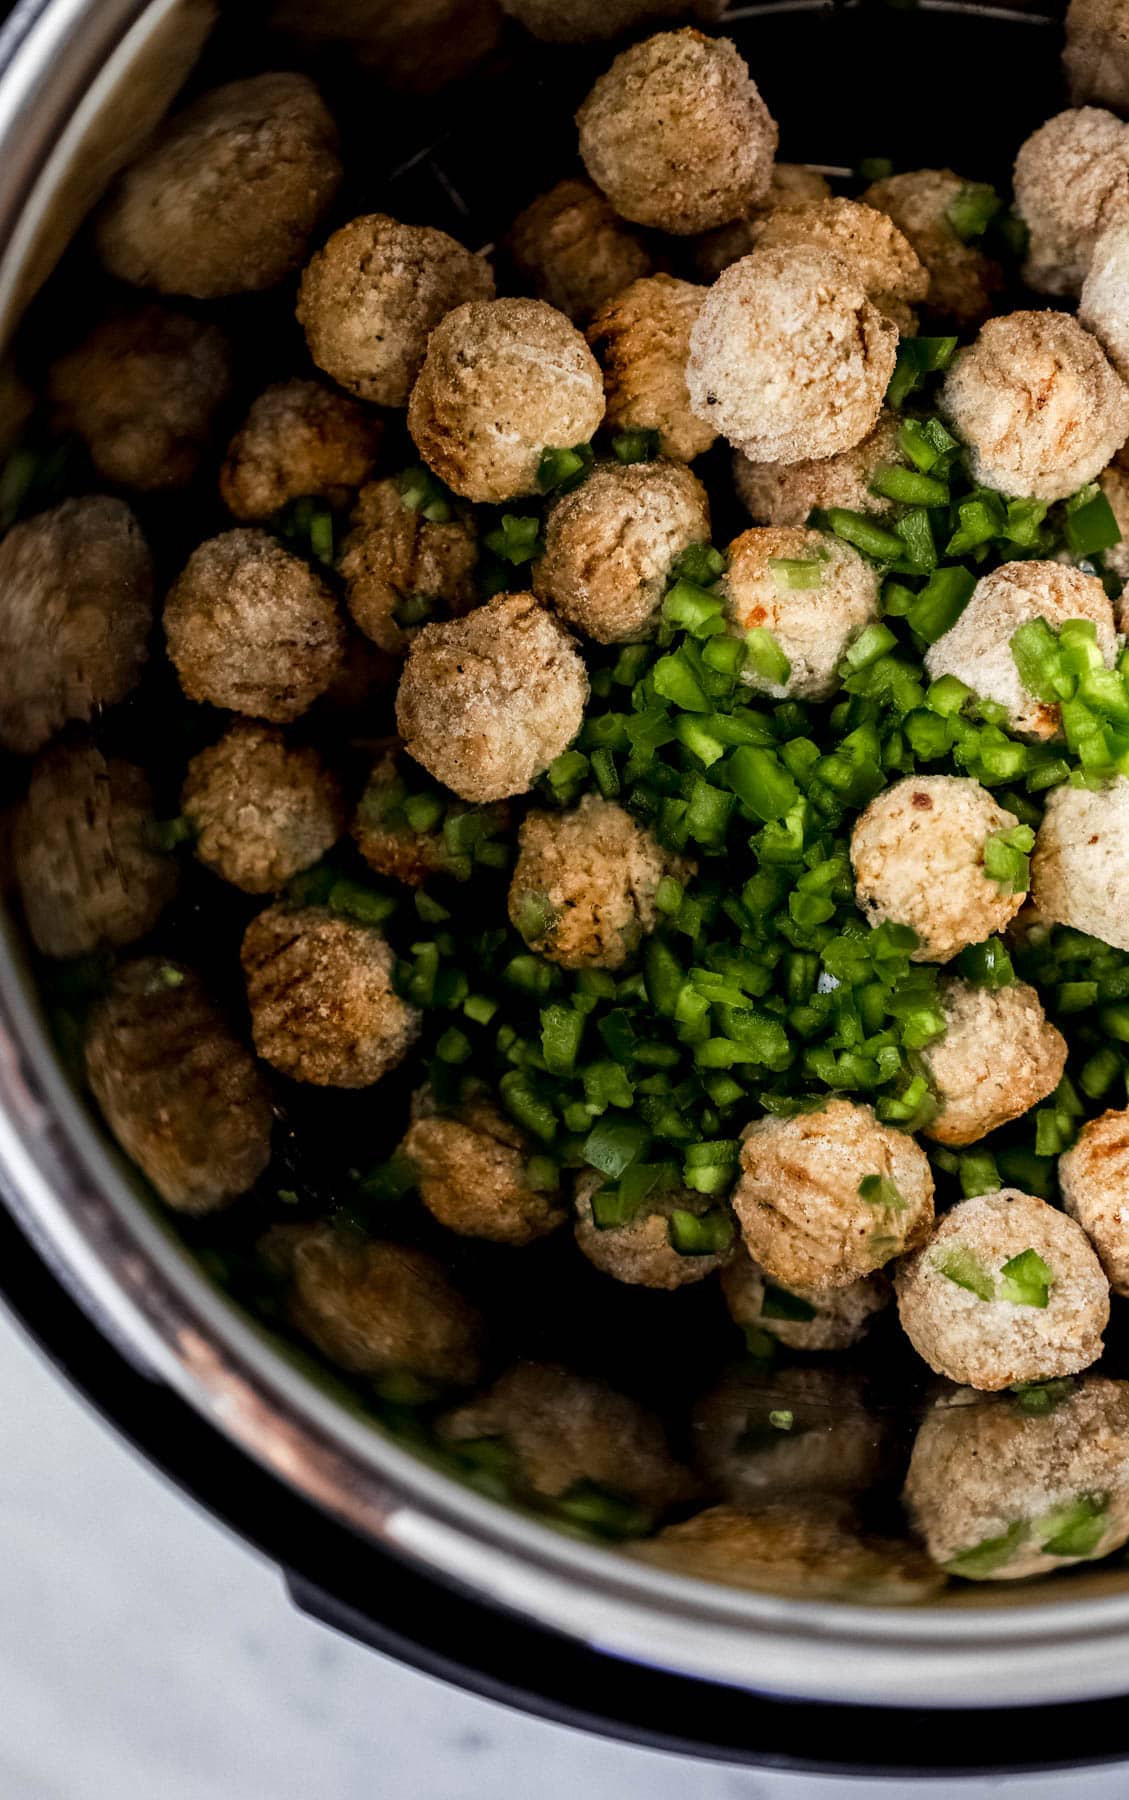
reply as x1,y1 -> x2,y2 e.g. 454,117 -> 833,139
0,1301 -> 1122,1800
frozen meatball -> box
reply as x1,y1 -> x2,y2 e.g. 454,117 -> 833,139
505,179 -> 651,325
687,247 -> 898,464
851,776 -> 1028,963
241,903 -> 420,1087
907,1378 -> 1129,1581
337,476 -> 478,655
49,304 -> 233,492
270,0 -> 502,95
296,214 -> 495,408
1080,221 -> 1129,385
733,1098 -> 934,1290
164,529 -> 345,723
266,1223 -> 482,1389
921,979 -> 1067,1148
85,958 -> 272,1214
576,30 -> 776,236
721,525 -> 880,702
586,274 -> 716,464
399,1085 -> 566,1245
733,411 -> 907,528
509,794 -> 686,968
407,298 -> 604,503
97,73 -> 342,299
755,197 -> 928,333
1061,1108 -> 1129,1294
0,496 -> 152,755
861,169 -> 1003,326
940,311 -> 1129,503
441,1361 -> 695,1510
501,0 -> 722,43
691,1366 -> 887,1502
692,164 -> 833,282
219,380 -> 381,521
533,458 -> 711,643
351,752 -> 507,888
720,1253 -> 890,1353
631,1499 -> 943,1602
396,592 -> 588,802
1101,463 -> 1129,580
1030,777 -> 1129,952
181,722 -> 344,895
896,1190 -> 1109,1390
1013,107 -> 1129,296
573,1169 -> 731,1290
925,561 -> 1118,740
1065,0 -> 1129,110
14,739 -> 178,959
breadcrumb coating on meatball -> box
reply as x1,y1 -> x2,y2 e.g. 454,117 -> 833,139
533,458 -> 711,643
940,310 -> 1129,503
97,73 -> 342,299
586,274 -> 716,464
576,29 -> 777,236
181,722 -> 344,895
722,525 -> 880,702
1080,221 -> 1129,386
896,1190 -> 1110,1391
267,1222 -> 483,1387
241,903 -> 420,1087
1013,107 -> 1129,296
14,739 -> 178,959
924,560 -> 1118,740
1100,462 -> 1129,578
861,169 -> 1003,326
440,1360 -> 697,1508
851,776 -> 1027,963
297,214 -> 495,409
1061,1109 -> 1129,1295
509,794 -> 688,969
337,476 -> 479,654
732,1098 -> 935,1290
921,978 -> 1067,1148
164,529 -> 345,723
720,1254 -> 891,1352
396,592 -> 588,802
351,751 -> 508,888
85,958 -> 272,1214
692,164 -> 833,282
573,1169 -> 730,1289
754,197 -> 928,332
692,1365 -> 886,1502
501,0 -> 723,43
905,1377 -> 1129,1580
505,179 -> 652,325
49,304 -> 233,492
687,246 -> 898,465
1030,777 -> 1129,952
0,496 -> 153,756
400,1085 -> 566,1245
219,380 -> 382,521
1065,0 -> 1129,111
407,297 -> 605,503
733,411 -> 907,528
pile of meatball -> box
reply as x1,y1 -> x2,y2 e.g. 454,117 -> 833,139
11,0 -> 1129,1596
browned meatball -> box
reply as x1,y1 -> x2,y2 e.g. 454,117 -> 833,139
85,959 -> 273,1214
296,214 -> 495,408
573,1169 -> 731,1289
181,722 -> 344,895
241,903 -> 420,1087
733,411 -> 906,528
399,1086 -> 566,1245
505,178 -> 652,325
691,164 -> 834,282
755,197 -> 928,333
96,74 -> 343,299
0,497 -> 153,755
351,752 -> 508,887
862,170 -> 1004,326
14,738 -> 179,958
586,275 -> 716,465
164,529 -> 345,722
49,304 -> 233,492
219,380 -> 382,522
269,0 -> 502,96
337,476 -> 478,655
576,30 -> 777,236
720,1255 -> 891,1353
396,592 -> 589,802
407,298 -> 605,504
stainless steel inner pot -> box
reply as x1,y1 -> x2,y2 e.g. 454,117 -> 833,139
3,0 -> 1129,1718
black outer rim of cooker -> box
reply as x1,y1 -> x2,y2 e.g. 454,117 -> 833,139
2,1199 -> 1128,1776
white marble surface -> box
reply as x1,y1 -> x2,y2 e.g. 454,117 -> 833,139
0,1302 -> 1124,1800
